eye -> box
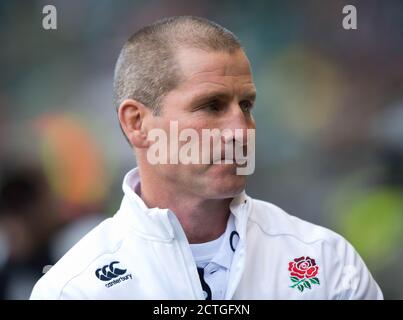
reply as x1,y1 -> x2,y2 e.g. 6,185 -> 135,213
240,100 -> 254,112
202,100 -> 222,112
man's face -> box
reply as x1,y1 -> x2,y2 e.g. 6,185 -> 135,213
145,47 -> 256,200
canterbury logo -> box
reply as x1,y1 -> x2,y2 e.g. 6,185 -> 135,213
95,261 -> 127,281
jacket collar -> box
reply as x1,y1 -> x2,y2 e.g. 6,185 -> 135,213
116,167 -> 251,242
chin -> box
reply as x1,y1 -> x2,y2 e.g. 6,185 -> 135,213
209,166 -> 247,198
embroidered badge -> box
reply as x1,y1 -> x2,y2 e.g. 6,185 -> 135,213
288,256 -> 320,292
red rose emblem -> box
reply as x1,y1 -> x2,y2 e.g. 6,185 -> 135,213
288,256 -> 320,292
288,256 -> 318,279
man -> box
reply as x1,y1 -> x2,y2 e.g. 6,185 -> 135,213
30,16 -> 383,299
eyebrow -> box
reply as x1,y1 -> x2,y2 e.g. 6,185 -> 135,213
243,91 -> 257,102
189,89 -> 257,106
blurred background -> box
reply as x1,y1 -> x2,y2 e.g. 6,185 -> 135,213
0,0 -> 402,299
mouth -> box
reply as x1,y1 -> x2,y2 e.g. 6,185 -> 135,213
212,146 -> 248,165
212,152 -> 235,164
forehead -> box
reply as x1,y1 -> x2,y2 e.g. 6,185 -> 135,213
174,47 -> 255,94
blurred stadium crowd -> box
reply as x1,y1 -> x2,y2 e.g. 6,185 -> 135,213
0,0 -> 402,299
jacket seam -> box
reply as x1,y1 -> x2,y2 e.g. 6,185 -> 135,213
247,216 -> 328,245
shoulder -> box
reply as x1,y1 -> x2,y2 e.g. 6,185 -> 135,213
248,198 -> 342,244
30,213 -> 127,300
247,197 -> 359,269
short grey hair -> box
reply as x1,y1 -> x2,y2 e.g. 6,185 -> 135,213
113,16 -> 242,116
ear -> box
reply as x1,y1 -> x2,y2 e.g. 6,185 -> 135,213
118,99 -> 150,148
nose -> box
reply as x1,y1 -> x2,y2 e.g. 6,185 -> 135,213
221,102 -> 255,146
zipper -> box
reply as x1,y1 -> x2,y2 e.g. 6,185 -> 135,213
224,199 -> 251,299
224,237 -> 247,299
167,211 -> 205,299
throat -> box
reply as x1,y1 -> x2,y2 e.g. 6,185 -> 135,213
181,209 -> 230,244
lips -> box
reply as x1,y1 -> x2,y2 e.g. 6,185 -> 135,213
211,149 -> 235,164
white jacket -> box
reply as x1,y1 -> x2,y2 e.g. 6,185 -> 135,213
30,168 -> 383,300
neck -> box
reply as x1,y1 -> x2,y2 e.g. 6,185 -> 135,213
138,168 -> 232,244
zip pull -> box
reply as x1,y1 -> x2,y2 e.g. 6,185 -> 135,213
197,267 -> 212,300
